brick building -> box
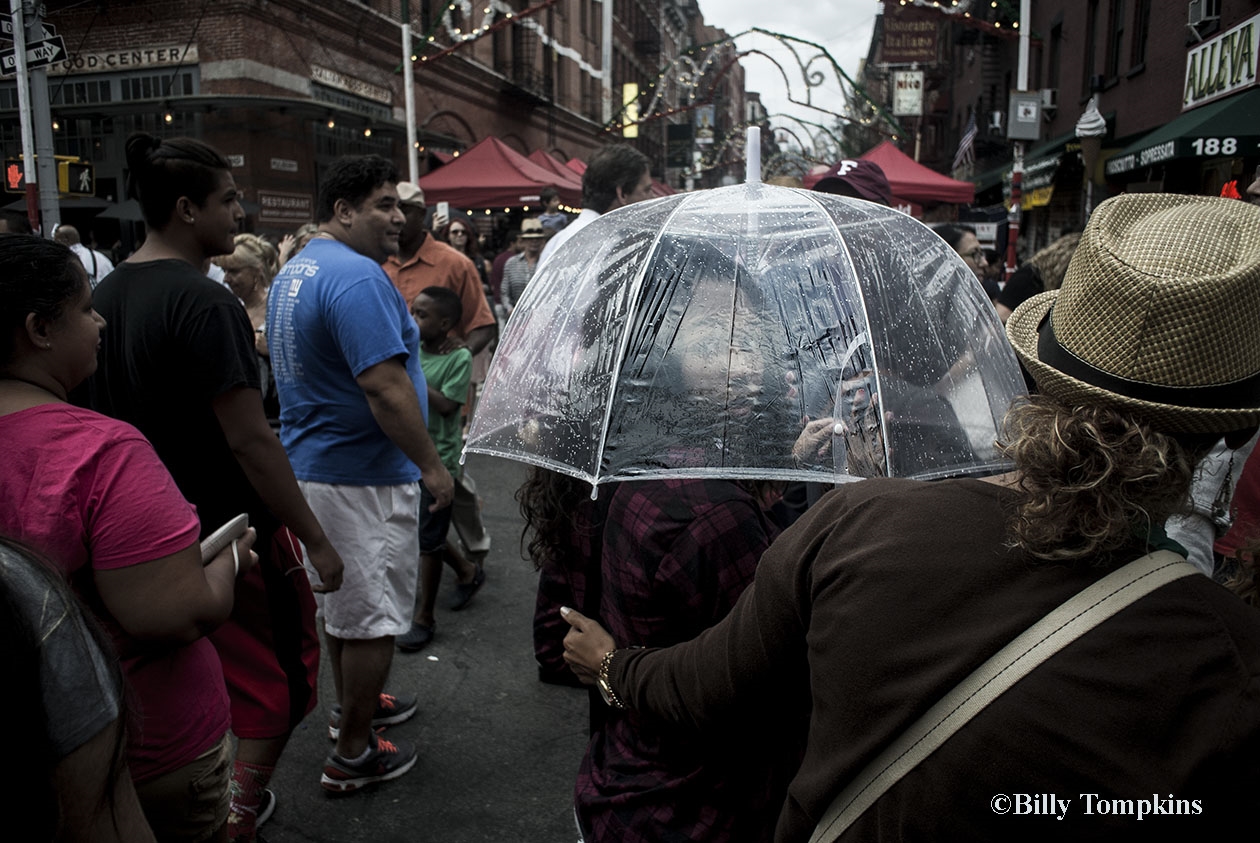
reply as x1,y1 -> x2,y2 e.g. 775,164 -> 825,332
1,0 -> 745,242
853,0 -> 1260,253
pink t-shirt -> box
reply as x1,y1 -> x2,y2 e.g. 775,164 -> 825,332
0,403 -> 229,782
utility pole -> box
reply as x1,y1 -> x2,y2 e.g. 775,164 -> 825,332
1004,0 -> 1030,279
10,0 -> 60,234
401,0 -> 418,183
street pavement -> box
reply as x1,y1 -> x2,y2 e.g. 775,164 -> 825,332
261,453 -> 589,843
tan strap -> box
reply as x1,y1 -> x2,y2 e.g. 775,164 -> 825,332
808,550 -> 1196,843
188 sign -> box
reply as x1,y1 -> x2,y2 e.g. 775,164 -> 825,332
1191,137 -> 1238,156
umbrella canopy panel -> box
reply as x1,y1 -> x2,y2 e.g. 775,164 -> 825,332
467,183 -> 1025,486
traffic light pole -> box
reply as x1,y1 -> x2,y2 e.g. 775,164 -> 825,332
9,0 -> 59,235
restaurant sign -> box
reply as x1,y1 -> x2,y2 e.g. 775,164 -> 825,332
258,190 -> 313,225
882,7 -> 938,65
1183,12 -> 1259,110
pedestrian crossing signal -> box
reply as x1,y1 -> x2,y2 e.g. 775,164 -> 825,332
4,159 -> 24,193
58,161 -> 93,196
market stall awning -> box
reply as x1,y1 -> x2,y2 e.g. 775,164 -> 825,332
415,137 -> 583,208
527,150 -> 584,190
1105,87 -> 1260,177
859,141 -> 975,204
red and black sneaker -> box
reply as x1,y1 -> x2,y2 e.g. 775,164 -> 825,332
321,731 -> 418,794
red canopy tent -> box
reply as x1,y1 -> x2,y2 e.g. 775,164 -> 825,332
415,137 -> 582,208
527,150 -> 583,191
858,141 -> 975,205
565,158 -> 586,175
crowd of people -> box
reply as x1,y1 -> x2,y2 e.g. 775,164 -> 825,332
3,128 -> 1260,843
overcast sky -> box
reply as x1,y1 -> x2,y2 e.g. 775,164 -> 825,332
695,0 -> 881,136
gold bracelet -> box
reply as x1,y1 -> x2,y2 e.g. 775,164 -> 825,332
597,649 -> 626,709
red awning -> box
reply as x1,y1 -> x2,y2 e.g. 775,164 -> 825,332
527,150 -> 583,190
415,137 -> 583,208
650,180 -> 675,197
858,141 -> 975,204
565,157 -> 587,175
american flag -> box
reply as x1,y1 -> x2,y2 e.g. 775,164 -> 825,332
953,112 -> 978,177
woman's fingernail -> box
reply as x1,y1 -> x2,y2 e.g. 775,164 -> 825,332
560,606 -> 572,616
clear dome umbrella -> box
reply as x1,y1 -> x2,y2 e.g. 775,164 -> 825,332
464,179 -> 1026,489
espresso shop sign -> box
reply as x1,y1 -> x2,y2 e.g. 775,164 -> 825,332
1183,12 -> 1259,110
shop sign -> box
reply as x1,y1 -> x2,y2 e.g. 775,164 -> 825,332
258,190 -> 313,224
882,7 -> 938,64
270,158 -> 298,172
311,65 -> 392,105
892,71 -> 924,117
1183,13 -> 1259,110
49,44 -> 198,75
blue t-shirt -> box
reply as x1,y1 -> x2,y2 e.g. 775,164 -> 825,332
268,238 -> 428,485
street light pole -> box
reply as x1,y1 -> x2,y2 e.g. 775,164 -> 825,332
402,0 -> 419,183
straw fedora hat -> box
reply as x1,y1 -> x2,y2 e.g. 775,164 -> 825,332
1006,193 -> 1260,434
519,218 -> 548,239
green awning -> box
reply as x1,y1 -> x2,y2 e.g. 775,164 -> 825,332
1105,87 -> 1260,177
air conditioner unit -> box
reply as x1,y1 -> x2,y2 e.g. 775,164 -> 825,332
1189,0 -> 1220,27
1040,88 -> 1058,110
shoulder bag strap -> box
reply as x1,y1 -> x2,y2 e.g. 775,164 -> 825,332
809,549 -> 1197,843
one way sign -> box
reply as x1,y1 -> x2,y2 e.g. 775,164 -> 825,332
0,13 -> 58,41
0,36 -> 67,74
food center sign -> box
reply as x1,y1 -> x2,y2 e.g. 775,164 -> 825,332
1183,12 -> 1259,110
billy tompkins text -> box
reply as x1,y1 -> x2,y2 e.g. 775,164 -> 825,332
990,793 -> 1202,820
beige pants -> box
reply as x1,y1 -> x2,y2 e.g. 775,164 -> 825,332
134,733 -> 233,843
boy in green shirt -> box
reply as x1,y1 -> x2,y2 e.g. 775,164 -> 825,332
397,287 -> 485,651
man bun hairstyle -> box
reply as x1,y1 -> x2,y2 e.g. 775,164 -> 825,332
316,155 -> 399,223
124,132 -> 231,229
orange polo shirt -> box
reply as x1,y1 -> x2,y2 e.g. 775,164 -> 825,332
383,235 -> 496,340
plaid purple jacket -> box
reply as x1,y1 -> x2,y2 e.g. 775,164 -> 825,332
534,478 -> 784,843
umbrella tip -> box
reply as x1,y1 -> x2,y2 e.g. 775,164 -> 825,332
745,127 -> 761,184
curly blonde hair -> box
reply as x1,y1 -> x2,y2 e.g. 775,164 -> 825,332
1025,231 -> 1082,292
216,233 -> 279,280
998,396 -> 1201,565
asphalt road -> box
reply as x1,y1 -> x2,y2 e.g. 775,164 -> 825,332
260,453 -> 589,843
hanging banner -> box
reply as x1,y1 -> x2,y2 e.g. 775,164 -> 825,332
695,105 -> 715,146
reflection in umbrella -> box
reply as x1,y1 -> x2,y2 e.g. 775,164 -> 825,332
465,182 -> 1027,487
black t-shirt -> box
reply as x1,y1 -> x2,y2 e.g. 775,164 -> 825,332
77,259 -> 272,538
996,263 -> 1043,312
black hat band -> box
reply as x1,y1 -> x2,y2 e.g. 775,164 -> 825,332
1036,307 -> 1260,410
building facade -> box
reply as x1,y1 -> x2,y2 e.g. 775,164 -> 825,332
852,0 -> 1260,253
1,0 -> 746,243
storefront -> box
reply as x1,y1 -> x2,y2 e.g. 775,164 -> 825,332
1105,14 -> 1260,196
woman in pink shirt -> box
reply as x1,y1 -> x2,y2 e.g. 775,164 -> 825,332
0,234 -> 256,843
